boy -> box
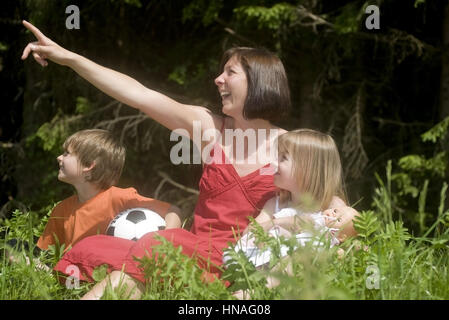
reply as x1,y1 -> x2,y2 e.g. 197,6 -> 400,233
36,128 -> 182,252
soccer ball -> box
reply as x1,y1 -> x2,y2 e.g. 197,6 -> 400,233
106,208 -> 166,241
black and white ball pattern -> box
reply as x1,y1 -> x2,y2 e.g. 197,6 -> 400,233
106,208 -> 166,241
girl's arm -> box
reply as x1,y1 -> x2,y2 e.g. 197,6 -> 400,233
245,196 -> 317,234
328,196 -> 347,208
269,207 -> 360,243
21,21 -> 220,144
242,196 -> 277,234
261,214 -> 317,234
258,216 -> 293,233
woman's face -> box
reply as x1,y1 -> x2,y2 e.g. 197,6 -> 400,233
214,55 -> 248,118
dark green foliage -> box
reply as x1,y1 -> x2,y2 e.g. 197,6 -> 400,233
1,0 -> 449,300
0,0 -> 446,230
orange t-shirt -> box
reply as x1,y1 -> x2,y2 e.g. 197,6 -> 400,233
36,186 -> 171,251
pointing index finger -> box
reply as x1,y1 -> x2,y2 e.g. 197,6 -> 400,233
23,20 -> 47,42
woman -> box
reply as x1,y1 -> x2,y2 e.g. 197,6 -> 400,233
21,21 -> 349,299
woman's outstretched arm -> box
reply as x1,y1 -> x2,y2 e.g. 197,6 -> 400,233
21,20 -> 219,139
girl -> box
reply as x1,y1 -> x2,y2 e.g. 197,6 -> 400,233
225,129 -> 358,269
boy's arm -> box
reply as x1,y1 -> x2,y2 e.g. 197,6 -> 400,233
121,188 -> 184,228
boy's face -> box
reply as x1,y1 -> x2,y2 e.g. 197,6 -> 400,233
56,146 -> 84,185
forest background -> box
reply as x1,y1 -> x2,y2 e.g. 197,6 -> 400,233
0,0 -> 449,300
1,0 -> 448,233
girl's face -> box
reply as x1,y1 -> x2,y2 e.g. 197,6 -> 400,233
214,55 -> 248,118
56,146 -> 84,185
274,150 -> 299,196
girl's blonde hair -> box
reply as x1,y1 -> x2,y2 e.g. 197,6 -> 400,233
278,129 -> 347,211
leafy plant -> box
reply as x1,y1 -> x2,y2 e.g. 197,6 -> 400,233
130,234 -> 230,300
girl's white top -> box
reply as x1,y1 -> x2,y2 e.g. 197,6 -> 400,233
223,196 -> 340,268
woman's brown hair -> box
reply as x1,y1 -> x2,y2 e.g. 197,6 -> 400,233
219,47 -> 291,122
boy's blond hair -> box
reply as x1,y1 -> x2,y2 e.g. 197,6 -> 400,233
278,129 -> 347,211
63,129 -> 125,189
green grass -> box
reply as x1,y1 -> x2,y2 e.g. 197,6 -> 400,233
1,170 -> 449,300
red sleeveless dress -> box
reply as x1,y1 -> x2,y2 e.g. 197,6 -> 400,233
54,123 -> 277,283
